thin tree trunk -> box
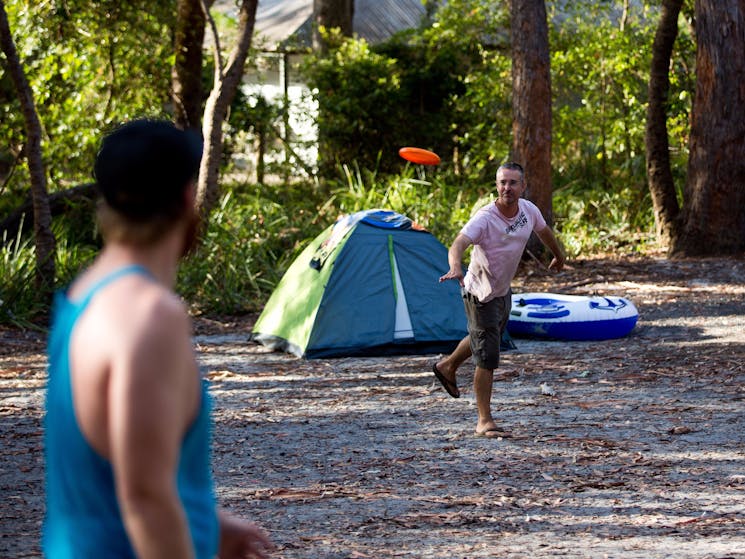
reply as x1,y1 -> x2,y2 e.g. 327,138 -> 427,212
172,0 -> 209,132
312,0 -> 354,53
672,0 -> 745,256
0,0 -> 56,295
620,0 -> 630,32
256,125 -> 265,184
196,0 -> 258,219
312,0 -> 354,175
645,0 -> 683,247
510,0 -> 553,224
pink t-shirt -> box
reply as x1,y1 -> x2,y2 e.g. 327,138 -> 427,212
461,198 -> 547,302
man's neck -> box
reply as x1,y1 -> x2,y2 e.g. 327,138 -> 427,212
98,234 -> 183,288
495,198 -> 520,218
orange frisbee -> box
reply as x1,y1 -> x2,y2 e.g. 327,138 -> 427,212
399,147 -> 441,166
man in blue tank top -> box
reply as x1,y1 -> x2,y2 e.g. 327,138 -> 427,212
44,119 -> 273,558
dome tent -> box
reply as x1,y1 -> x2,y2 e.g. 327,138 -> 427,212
249,209 -> 472,358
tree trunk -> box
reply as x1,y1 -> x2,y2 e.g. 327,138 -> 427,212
196,0 -> 258,219
0,1 -> 56,295
256,125 -> 266,184
312,0 -> 354,53
645,0 -> 683,247
672,0 -> 745,256
172,0 -> 209,132
620,0 -> 630,32
510,0 -> 553,225
312,0 -> 354,175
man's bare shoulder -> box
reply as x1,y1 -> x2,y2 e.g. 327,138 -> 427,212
69,272 -> 197,454
115,279 -> 191,355
76,274 -> 193,372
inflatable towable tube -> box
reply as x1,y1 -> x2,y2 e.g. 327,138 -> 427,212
507,292 -> 638,341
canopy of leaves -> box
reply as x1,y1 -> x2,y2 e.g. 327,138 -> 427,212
0,0 -> 699,323
302,2 -> 512,178
1,0 -> 176,215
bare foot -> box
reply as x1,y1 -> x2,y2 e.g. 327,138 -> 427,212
475,420 -> 510,438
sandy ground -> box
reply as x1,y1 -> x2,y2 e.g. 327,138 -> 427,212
1,255 -> 744,558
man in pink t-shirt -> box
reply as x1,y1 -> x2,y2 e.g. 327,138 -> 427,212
434,162 -> 565,438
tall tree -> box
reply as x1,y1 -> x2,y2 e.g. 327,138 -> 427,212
173,0 -> 209,132
510,0 -> 552,224
0,0 -> 55,294
312,0 -> 354,53
311,0 -> 355,175
672,0 -> 745,256
196,0 -> 258,218
645,0 -> 683,246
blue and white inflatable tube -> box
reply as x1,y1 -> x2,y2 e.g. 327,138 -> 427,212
507,292 -> 638,341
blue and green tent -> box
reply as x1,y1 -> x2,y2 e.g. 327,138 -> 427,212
249,209 -> 469,358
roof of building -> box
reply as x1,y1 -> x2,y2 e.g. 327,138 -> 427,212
252,0 -> 428,50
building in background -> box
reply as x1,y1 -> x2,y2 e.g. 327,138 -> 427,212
231,0 -> 430,177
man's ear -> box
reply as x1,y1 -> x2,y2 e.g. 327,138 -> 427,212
183,181 -> 197,211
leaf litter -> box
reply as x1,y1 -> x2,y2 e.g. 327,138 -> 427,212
1,255 -> 744,558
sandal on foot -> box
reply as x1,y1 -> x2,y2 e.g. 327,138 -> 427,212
475,427 -> 511,438
432,363 -> 460,398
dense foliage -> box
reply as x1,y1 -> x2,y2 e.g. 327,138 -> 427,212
0,0 -> 697,325
303,1 -> 511,178
1,1 -> 175,211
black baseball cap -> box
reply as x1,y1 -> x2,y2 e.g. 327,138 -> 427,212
94,119 -> 203,221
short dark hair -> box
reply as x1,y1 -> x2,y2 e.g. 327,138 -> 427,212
497,161 -> 524,180
94,119 -> 202,222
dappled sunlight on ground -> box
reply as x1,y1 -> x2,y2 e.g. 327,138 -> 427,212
1,256 -> 744,557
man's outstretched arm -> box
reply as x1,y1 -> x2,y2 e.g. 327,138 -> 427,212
535,226 -> 565,272
439,233 -> 473,285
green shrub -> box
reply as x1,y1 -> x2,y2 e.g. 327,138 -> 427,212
178,184 -> 326,315
324,162 -> 492,244
553,182 -> 657,256
0,228 -> 42,327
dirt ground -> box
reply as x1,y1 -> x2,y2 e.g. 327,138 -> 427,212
1,254 -> 744,558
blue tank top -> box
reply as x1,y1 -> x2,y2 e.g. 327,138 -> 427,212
43,265 -> 219,558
